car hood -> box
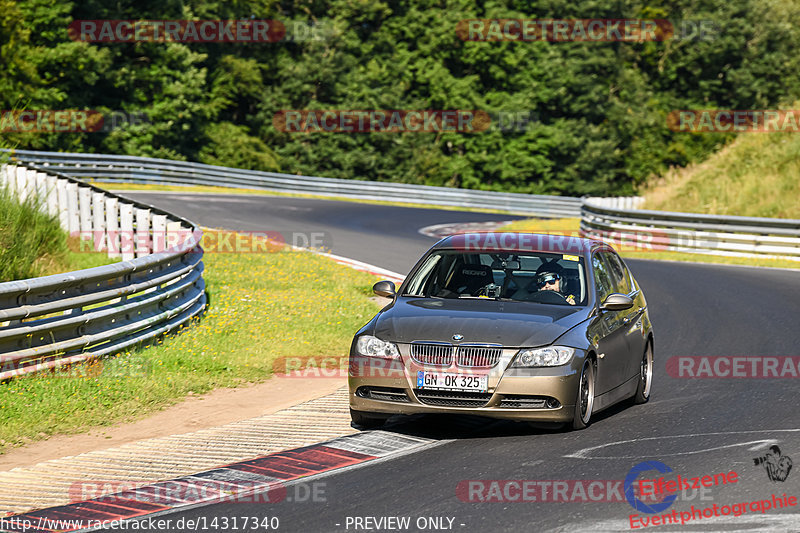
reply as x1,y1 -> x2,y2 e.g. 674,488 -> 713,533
373,297 -> 591,347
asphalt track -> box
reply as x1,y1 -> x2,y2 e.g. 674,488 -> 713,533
116,193 -> 800,532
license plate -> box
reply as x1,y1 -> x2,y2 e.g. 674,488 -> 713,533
416,371 -> 488,392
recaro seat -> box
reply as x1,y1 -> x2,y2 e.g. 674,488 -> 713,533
445,263 -> 493,296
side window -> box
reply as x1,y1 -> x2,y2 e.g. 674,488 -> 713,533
602,252 -> 632,295
404,254 -> 441,296
592,253 -> 613,303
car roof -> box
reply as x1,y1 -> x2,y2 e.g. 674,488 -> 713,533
432,232 -> 611,256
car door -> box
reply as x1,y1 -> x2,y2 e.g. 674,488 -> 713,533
602,251 -> 646,381
588,251 -> 629,395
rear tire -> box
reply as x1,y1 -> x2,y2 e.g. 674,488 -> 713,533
571,358 -> 595,430
632,341 -> 653,405
350,408 -> 389,429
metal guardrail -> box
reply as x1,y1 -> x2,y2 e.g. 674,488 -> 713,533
2,150 -> 795,383
4,149 -> 584,218
0,163 -> 206,381
582,198 -> 800,260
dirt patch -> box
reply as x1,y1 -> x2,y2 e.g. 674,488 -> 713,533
0,376 -> 346,471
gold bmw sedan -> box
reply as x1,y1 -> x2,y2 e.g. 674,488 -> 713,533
348,233 -> 654,430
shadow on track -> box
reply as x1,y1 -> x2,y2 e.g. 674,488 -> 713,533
363,397 -> 641,440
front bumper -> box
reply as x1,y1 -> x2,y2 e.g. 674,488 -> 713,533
348,352 -> 582,422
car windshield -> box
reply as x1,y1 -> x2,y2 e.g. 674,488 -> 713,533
402,250 -> 588,306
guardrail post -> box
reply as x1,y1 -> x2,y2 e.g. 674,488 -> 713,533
152,214 -> 167,253
35,171 -> 48,212
106,197 -> 120,258
92,192 -> 106,252
24,168 -> 36,202
6,165 -> 17,196
66,182 -> 80,236
165,220 -> 183,253
45,175 -> 58,217
135,208 -> 151,257
78,188 -> 92,242
16,166 -> 29,202
120,203 -> 135,261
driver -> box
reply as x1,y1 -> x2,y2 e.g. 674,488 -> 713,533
535,263 -> 576,305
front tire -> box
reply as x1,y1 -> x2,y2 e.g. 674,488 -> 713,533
571,358 -> 595,430
632,341 -> 653,404
350,408 -> 389,429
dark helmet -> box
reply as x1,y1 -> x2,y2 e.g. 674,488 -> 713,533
535,261 -> 564,290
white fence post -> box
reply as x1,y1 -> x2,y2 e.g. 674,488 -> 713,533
120,203 -> 135,261
66,183 -> 80,236
105,197 -> 120,258
35,172 -> 48,212
57,180 -> 69,232
92,192 -> 106,252
135,208 -> 151,257
151,214 -> 167,253
78,188 -> 93,245
16,167 -> 29,202
24,168 -> 36,203
165,220 -> 184,253
0,164 -> 15,193
46,175 -> 58,217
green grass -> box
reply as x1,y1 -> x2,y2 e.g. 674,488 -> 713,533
0,187 -> 70,282
501,218 -> 800,270
0,186 -> 116,282
641,131 -> 800,219
0,248 -> 382,452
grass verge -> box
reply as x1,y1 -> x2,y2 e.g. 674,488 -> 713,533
501,218 -> 800,270
640,130 -> 800,219
0,247 -> 382,452
0,187 -> 115,282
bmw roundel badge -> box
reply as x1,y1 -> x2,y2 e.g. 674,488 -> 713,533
452,334 -> 464,341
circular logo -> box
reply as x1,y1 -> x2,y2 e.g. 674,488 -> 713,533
624,460 -> 677,514
452,334 -> 464,341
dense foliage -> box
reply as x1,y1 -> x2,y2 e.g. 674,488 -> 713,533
2,0 -> 799,195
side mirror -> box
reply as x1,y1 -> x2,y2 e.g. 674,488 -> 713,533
600,293 -> 634,311
373,280 -> 396,298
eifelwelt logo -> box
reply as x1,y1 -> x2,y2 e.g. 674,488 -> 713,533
626,461 -> 678,514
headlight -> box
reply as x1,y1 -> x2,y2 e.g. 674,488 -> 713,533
356,335 -> 400,359
511,346 -> 575,367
